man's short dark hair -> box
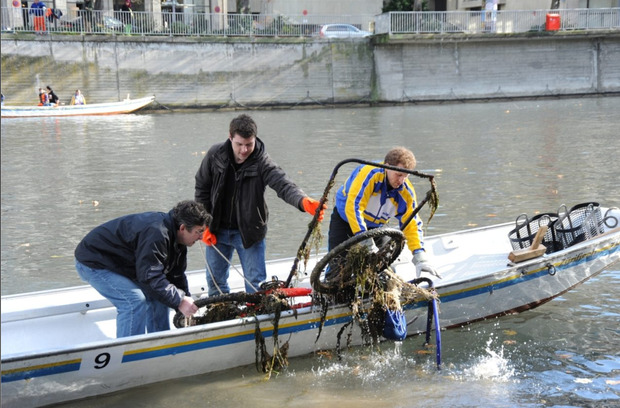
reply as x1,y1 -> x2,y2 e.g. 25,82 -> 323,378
229,114 -> 257,139
172,200 -> 211,229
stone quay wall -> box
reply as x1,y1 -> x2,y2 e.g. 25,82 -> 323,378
1,31 -> 619,108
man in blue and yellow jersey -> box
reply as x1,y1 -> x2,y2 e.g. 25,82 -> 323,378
327,147 -> 439,279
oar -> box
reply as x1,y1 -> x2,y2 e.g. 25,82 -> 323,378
285,158 -> 437,287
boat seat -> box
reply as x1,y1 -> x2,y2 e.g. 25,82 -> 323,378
1,288 -> 113,323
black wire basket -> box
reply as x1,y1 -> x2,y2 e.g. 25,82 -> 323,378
553,202 -> 603,250
508,212 -> 559,254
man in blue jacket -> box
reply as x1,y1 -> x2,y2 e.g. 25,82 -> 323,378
195,114 -> 325,296
75,200 -> 211,338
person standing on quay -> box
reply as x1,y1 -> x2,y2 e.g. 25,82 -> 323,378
30,0 -> 47,34
195,114 -> 326,296
75,200 -> 210,338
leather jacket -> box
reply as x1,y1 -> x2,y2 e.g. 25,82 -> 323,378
195,137 -> 306,248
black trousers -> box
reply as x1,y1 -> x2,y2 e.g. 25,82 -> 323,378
327,208 -> 354,252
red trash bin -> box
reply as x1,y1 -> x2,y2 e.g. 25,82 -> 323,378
546,13 -> 561,31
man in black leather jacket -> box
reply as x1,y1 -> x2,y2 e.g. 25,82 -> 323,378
75,200 -> 210,337
195,114 -> 325,296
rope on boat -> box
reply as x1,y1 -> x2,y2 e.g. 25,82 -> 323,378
199,241 -> 259,295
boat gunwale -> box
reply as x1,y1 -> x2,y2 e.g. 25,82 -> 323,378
0,302 -> 327,363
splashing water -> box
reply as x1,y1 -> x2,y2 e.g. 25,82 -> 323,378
463,337 -> 515,382
310,341 -> 424,385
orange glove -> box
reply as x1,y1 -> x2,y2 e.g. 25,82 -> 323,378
201,227 -> 217,246
301,197 -> 326,222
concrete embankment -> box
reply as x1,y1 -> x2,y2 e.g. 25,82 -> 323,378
1,31 -> 619,108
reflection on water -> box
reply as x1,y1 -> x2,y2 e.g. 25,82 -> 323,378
2,97 -> 620,407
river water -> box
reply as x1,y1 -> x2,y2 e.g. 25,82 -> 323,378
1,97 -> 619,407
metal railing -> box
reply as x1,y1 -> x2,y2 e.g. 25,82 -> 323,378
376,8 -> 620,35
0,8 -> 375,37
1,7 -> 618,37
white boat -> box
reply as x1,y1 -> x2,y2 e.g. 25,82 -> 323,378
2,202 -> 619,408
0,96 -> 155,118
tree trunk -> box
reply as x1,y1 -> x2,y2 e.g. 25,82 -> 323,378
413,0 -> 422,11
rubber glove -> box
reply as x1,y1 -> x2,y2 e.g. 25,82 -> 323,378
201,227 -> 217,246
301,197 -> 326,222
412,250 -> 441,279
361,238 -> 379,253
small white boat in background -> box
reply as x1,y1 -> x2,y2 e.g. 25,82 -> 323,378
0,95 -> 155,118
2,201 -> 619,408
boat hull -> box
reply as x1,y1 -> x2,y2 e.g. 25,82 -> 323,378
2,208 -> 619,407
0,96 -> 155,118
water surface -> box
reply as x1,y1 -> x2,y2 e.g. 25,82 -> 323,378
1,97 -> 619,407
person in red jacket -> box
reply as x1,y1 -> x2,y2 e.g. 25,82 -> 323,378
38,88 -> 49,106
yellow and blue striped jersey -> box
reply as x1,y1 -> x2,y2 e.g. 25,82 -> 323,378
334,163 -> 424,252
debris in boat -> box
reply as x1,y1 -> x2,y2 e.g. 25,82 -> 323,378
301,221 -> 323,273
254,321 -> 289,378
253,291 -> 293,379
193,302 -> 241,325
428,177 -> 439,223
174,288 -> 301,379
317,244 -> 439,358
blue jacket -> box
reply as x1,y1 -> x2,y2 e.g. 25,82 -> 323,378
75,210 -> 189,310
30,1 -> 46,16
335,163 -> 425,253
